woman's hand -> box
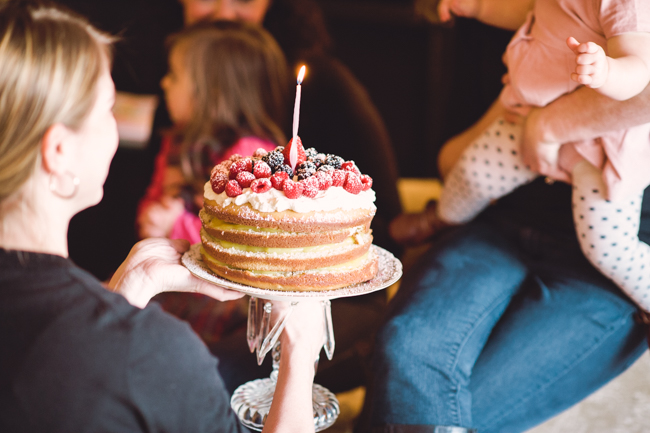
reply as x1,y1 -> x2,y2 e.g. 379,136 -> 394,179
137,195 -> 185,239
108,238 -> 244,308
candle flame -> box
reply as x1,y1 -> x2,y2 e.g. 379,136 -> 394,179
297,65 -> 306,85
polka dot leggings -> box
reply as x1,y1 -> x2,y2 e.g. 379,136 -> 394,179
438,118 -> 537,224
572,160 -> 650,311
438,117 -> 650,311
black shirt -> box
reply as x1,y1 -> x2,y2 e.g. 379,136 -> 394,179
0,249 -> 246,433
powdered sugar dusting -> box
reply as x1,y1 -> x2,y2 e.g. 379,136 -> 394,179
205,182 -> 376,213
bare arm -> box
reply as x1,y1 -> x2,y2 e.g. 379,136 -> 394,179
438,0 -> 534,31
524,82 -> 650,145
438,98 -> 509,179
568,33 -> 650,101
263,301 -> 325,433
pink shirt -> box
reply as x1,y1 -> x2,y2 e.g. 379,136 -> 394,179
139,136 -> 276,244
500,0 -> 650,200
169,136 -> 276,243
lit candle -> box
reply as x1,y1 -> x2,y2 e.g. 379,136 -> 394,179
290,65 -> 306,171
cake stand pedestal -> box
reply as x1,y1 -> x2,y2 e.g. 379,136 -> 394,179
182,244 -> 402,431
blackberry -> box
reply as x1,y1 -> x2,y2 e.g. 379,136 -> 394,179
325,154 -> 344,169
275,164 -> 294,178
296,161 -> 317,180
275,146 -> 284,152
262,151 -> 284,171
305,147 -> 318,159
317,164 -> 334,173
309,153 -> 327,168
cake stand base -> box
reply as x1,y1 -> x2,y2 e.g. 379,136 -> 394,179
231,378 -> 340,432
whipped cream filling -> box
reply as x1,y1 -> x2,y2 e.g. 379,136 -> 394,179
204,182 -> 376,213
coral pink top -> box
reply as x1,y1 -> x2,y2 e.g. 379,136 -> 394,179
500,0 -> 650,200
139,136 -> 276,244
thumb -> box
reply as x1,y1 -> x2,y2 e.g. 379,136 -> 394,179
566,36 -> 581,54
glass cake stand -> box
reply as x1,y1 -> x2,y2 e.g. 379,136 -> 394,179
182,244 -> 402,431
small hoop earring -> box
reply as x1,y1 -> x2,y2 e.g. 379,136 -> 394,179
49,171 -> 80,199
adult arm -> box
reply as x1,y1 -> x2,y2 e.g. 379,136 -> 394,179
263,301 -> 326,433
438,98 -> 509,179
108,237 -> 244,308
522,83 -> 650,171
438,0 -> 534,31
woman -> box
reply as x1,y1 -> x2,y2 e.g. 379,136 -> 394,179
0,3 -> 324,432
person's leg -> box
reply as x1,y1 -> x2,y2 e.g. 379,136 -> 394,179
572,160 -> 650,310
365,222 -> 529,430
437,118 -> 537,224
469,226 -> 647,433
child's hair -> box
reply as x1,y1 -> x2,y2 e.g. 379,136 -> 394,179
167,20 -> 290,187
0,1 -> 114,203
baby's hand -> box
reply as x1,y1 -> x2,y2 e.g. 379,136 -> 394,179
567,37 -> 608,88
438,0 -> 481,22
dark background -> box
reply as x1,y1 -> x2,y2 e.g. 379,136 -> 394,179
59,0 -> 513,279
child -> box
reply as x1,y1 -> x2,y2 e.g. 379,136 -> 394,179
137,20 -> 289,245
137,20 -> 289,343
395,0 -> 650,310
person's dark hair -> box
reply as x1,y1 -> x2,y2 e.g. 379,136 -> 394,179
262,0 -> 332,65
166,20 -> 290,190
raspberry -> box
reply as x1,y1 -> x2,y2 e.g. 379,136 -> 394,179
341,161 -> 361,176
296,161 -> 317,180
236,171 -> 256,188
325,154 -> 344,169
211,177 -> 227,194
361,174 -> 373,191
211,164 -> 228,179
253,148 -> 268,158
225,180 -> 243,197
229,158 -> 253,179
282,136 -> 306,167
314,171 -> 332,190
250,178 -> 272,194
331,169 -> 346,187
283,179 -> 303,199
253,161 -> 272,178
270,171 -> 289,190
275,164 -> 294,178
301,176 -> 320,198
343,172 -> 363,194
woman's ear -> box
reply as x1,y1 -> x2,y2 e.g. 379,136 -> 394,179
40,123 -> 73,174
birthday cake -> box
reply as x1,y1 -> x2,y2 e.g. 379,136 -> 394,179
199,137 -> 378,291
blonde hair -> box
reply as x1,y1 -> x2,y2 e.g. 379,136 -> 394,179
0,2 -> 114,203
167,21 -> 290,188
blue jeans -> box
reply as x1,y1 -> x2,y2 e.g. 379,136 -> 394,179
364,219 -> 646,432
